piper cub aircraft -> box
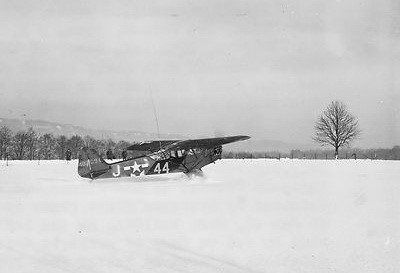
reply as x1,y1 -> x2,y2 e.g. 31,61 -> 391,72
78,135 -> 250,180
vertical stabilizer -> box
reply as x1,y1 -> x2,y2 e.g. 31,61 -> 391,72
78,147 -> 110,179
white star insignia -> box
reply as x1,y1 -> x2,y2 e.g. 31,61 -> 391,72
131,161 -> 141,174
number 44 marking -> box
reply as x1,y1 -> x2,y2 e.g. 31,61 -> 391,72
154,162 -> 169,174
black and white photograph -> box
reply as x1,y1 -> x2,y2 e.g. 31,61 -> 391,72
0,1 -> 399,272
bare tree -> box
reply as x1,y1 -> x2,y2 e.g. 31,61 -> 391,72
0,126 -> 13,160
115,140 -> 131,159
12,131 -> 30,160
67,135 -> 85,159
83,135 -> 105,155
104,138 -> 116,150
83,135 -> 97,148
314,101 -> 360,159
38,133 -> 56,160
56,135 -> 67,159
26,127 -> 38,160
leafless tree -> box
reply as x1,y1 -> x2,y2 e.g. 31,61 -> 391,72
67,135 -> 85,159
56,135 -> 67,159
115,140 -> 131,159
38,133 -> 56,160
83,135 -> 106,156
0,126 -> 13,159
83,135 -> 97,148
104,138 -> 116,150
26,127 -> 38,160
12,131 -> 30,160
314,101 -> 360,159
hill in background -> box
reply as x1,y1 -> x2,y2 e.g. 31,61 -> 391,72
0,117 -> 315,152
0,117 -> 182,142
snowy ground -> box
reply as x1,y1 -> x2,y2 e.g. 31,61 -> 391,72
0,159 -> 399,273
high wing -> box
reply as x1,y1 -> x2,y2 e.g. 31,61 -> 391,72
126,140 -> 180,153
127,136 -> 250,154
163,135 -> 250,151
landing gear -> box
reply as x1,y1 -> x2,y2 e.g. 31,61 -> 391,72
213,146 -> 222,156
185,169 -> 204,178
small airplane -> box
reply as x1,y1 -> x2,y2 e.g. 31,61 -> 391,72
78,135 -> 250,180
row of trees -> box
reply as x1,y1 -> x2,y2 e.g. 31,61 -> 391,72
0,126 -> 132,160
0,100 -> 396,161
222,146 -> 400,160
289,147 -> 400,160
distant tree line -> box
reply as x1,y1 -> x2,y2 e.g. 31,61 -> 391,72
1,125 -> 399,161
223,146 -> 400,160
289,147 -> 400,160
0,126 -> 132,160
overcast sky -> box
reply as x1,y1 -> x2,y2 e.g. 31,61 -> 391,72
0,0 -> 399,147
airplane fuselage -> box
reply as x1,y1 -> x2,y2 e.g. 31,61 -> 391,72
78,147 -> 221,179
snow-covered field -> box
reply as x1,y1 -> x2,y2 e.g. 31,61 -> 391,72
0,159 -> 399,273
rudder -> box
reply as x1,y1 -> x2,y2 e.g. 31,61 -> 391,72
78,147 -> 110,179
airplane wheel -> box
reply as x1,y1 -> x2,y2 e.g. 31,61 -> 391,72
185,169 -> 204,178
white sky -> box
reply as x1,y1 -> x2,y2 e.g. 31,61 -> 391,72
0,0 -> 399,147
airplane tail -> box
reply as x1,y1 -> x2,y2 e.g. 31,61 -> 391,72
78,147 -> 110,179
